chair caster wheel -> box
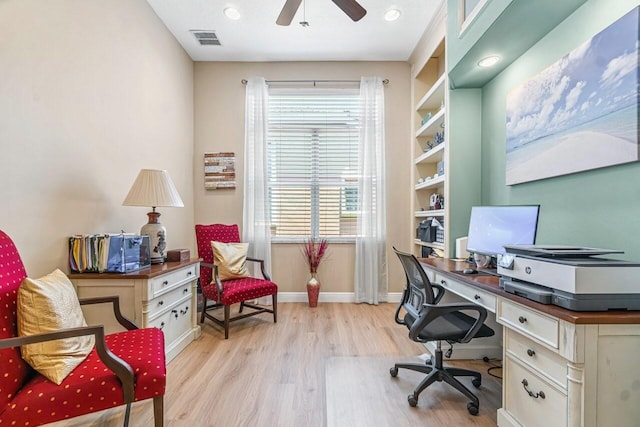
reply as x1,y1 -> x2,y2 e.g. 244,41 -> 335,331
467,402 -> 479,415
408,394 -> 418,407
472,377 -> 481,388
390,367 -> 398,377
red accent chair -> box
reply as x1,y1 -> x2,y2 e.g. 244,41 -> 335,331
195,224 -> 277,339
0,230 -> 166,427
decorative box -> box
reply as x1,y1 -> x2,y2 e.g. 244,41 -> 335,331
167,249 -> 190,262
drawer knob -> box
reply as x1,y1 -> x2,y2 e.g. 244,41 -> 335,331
440,280 -> 446,286
183,288 -> 189,294
518,316 -> 527,324
527,349 -> 536,357
158,300 -> 164,306
172,309 -> 178,319
159,321 -> 165,330
474,294 -> 481,300
187,271 -> 193,276
521,379 -> 545,399
162,280 -> 169,286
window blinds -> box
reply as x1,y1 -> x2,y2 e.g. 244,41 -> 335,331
267,88 -> 360,240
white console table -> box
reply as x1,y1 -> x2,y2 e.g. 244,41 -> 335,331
419,258 -> 640,427
70,259 -> 202,363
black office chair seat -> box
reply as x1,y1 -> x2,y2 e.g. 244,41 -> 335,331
404,310 -> 495,343
390,247 -> 495,416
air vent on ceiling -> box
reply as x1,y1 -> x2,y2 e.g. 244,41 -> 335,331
190,30 -> 221,46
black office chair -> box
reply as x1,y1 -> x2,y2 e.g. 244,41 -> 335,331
390,247 -> 495,415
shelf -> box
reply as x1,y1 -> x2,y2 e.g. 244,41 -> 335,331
414,239 -> 445,250
416,109 -> 445,138
415,175 -> 445,190
415,142 -> 444,165
415,74 -> 446,111
415,209 -> 445,218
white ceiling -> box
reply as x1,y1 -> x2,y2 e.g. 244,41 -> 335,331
145,0 -> 441,62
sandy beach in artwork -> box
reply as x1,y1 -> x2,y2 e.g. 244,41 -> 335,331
506,130 -> 639,185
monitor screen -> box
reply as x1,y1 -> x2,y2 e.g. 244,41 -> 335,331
466,205 -> 540,257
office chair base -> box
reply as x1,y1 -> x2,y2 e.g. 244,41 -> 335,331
390,349 -> 483,416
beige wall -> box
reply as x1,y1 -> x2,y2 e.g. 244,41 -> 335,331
0,0 -> 195,277
194,62 -> 412,294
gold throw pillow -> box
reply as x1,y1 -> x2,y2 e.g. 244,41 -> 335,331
17,269 -> 95,385
211,241 -> 251,281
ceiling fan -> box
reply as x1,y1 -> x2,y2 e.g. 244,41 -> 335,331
276,0 -> 367,26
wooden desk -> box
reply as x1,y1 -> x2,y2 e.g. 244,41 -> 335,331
70,260 -> 202,362
418,257 -> 640,427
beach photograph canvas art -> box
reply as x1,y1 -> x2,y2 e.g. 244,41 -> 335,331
505,7 -> 639,185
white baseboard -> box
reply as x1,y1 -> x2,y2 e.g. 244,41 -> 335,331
278,292 -> 403,303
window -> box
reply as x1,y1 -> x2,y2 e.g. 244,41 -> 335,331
267,88 -> 360,241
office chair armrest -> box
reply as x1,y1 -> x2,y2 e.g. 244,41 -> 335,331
79,296 -> 138,330
201,261 -> 224,300
246,257 -> 272,281
432,283 -> 445,304
409,302 -> 488,344
0,325 -> 135,403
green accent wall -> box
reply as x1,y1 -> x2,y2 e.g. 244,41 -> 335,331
479,0 -> 640,261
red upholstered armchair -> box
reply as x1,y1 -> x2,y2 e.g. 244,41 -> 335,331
195,224 -> 277,339
0,230 -> 166,427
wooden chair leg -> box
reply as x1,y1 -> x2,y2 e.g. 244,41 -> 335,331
272,294 -> 278,323
239,301 -> 245,313
224,304 -> 230,339
153,396 -> 164,427
123,403 -> 131,427
200,297 -> 207,323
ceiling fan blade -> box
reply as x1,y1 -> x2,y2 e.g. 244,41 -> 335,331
276,0 -> 303,26
331,0 -> 367,22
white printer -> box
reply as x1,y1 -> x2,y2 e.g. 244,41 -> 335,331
497,245 -> 640,311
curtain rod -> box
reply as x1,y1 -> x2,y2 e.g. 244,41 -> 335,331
241,78 -> 389,86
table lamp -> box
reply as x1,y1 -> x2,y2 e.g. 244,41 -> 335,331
123,169 -> 184,264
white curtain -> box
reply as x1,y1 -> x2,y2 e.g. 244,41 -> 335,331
354,77 -> 388,304
243,77 -> 272,299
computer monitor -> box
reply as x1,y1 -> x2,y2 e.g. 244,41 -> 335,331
466,205 -> 540,259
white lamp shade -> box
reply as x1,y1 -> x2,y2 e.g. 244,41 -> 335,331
123,169 -> 184,208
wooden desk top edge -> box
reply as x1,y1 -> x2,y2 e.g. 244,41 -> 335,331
68,259 -> 201,280
419,257 -> 640,325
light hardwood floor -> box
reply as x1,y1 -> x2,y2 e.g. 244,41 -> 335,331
50,303 -> 501,426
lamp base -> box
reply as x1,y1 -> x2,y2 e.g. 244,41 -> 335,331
141,211 -> 166,264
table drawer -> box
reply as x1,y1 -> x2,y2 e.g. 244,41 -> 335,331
146,282 -> 192,318
148,297 -> 192,347
436,274 -> 496,312
504,356 -> 567,427
149,265 -> 197,298
499,299 -> 559,349
505,328 -> 567,390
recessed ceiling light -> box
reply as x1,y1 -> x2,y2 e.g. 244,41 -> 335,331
224,7 -> 241,20
384,9 -> 401,22
478,56 -> 500,67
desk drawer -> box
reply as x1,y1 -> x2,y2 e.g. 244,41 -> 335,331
505,328 -> 567,390
148,296 -> 192,348
499,299 -> 559,349
436,274 -> 497,313
146,282 -> 192,318
149,265 -> 197,299
504,356 -> 567,427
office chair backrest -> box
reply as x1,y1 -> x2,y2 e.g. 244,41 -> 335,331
393,247 -> 440,320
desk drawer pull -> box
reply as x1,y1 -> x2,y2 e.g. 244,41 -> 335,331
158,300 -> 164,306
522,379 -> 545,399
183,288 -> 189,294
527,349 -> 535,357
518,316 -> 527,324
440,280 -> 447,286
180,306 -> 189,315
187,271 -> 193,277
474,294 -> 481,300
159,321 -> 165,330
172,309 -> 178,319
162,280 -> 169,286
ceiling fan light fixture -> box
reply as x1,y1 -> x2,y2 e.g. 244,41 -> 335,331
223,7 -> 241,20
384,8 -> 401,22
